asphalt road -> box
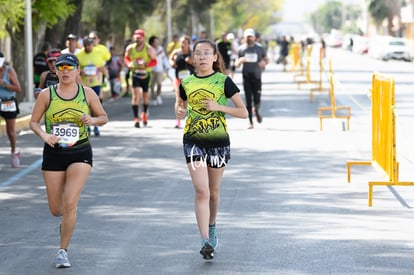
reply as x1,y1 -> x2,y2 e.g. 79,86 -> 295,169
1,47 -> 414,274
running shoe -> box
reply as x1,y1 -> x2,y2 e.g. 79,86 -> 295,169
200,239 -> 214,260
255,110 -> 262,123
11,151 -> 20,168
209,224 -> 218,249
93,127 -> 100,136
134,117 -> 140,128
141,112 -> 148,126
175,119 -> 181,129
156,95 -> 163,105
55,249 -> 71,268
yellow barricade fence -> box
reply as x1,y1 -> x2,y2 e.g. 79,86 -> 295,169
293,45 -> 312,82
347,72 -> 414,206
310,57 -> 332,102
297,45 -> 318,90
317,73 -> 351,130
289,43 -> 301,72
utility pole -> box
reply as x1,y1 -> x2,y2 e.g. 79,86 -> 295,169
167,0 -> 172,43
25,0 -> 34,102
210,8 -> 214,39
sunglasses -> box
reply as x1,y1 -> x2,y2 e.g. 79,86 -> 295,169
56,65 -> 77,71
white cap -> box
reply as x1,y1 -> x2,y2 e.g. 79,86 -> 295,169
226,33 -> 235,41
244,28 -> 255,38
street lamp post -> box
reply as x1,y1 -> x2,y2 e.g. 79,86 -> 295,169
25,0 -> 34,102
167,0 -> 172,44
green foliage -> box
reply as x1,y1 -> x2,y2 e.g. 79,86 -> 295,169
368,0 -> 389,26
81,0 -> 156,39
310,1 -> 343,33
0,0 -> 25,37
213,0 -> 282,36
0,0 -> 75,36
32,0 -> 76,29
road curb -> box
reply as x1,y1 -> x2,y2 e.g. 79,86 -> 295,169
0,115 -> 32,137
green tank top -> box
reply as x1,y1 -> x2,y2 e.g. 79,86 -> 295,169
130,43 -> 152,73
45,84 -> 90,147
181,72 -> 230,147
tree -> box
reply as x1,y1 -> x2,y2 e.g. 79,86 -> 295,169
367,0 -> 402,35
0,0 -> 75,101
213,0 -> 282,38
310,1 -> 343,34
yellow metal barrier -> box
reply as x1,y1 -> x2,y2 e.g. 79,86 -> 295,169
317,73 -> 351,130
347,73 -> 414,206
310,58 -> 332,102
293,45 -> 311,82
289,43 -> 301,72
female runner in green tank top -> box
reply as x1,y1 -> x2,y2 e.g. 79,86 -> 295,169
30,53 -> 108,268
176,39 -> 248,260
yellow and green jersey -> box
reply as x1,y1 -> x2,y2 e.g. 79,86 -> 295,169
76,48 -> 103,87
129,43 -> 152,74
45,84 -> 90,147
179,72 -> 240,147
94,44 -> 111,65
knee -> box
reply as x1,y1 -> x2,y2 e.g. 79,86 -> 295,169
195,187 -> 210,201
210,189 -> 220,202
50,208 -> 63,217
63,199 -> 78,214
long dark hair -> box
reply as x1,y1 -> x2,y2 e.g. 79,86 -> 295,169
193,39 -> 225,73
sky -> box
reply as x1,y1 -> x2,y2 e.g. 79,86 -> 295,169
282,0 -> 327,22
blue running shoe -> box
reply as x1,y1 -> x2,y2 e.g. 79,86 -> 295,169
209,224 -> 218,249
93,126 -> 100,136
200,239 -> 214,260
56,249 -> 71,268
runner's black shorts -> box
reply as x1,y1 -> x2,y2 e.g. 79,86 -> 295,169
0,98 -> 19,119
183,143 -> 230,168
132,72 -> 150,92
42,143 -> 93,171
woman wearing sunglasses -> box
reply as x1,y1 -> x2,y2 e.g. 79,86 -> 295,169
30,53 -> 108,268
38,49 -> 61,92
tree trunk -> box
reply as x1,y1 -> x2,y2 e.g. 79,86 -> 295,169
8,27 -> 26,102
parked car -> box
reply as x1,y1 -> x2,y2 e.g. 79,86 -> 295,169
325,33 -> 343,48
368,36 -> 411,62
352,36 -> 369,54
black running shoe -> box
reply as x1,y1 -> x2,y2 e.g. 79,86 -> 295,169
134,118 -> 140,128
256,111 -> 262,123
200,241 -> 214,260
